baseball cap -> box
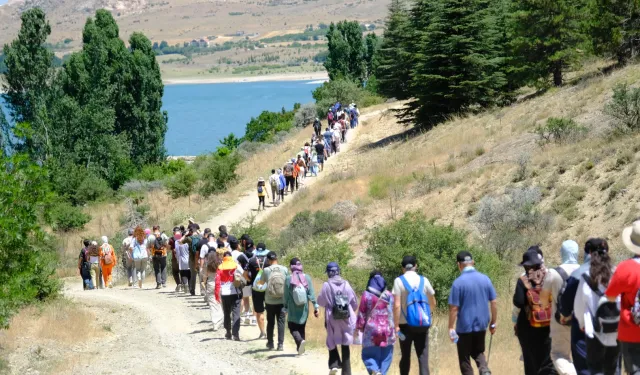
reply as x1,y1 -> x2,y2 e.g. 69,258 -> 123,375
456,251 -> 473,263
267,251 -> 278,260
204,228 -> 211,235
401,255 -> 417,269
245,239 -> 255,248
228,235 -> 239,245
257,242 -> 266,251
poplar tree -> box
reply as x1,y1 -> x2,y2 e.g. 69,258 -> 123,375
324,21 -> 366,82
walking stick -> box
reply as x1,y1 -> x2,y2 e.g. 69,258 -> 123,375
487,334 -> 493,366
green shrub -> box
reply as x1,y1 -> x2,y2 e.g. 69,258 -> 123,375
75,173 -> 112,204
49,202 -> 92,232
535,117 -> 587,145
198,153 -> 241,197
138,164 -> 165,181
367,211 -> 506,309
165,166 -> 197,201
312,79 -> 383,118
605,83 -> 640,133
551,186 -> 586,220
369,175 -> 394,199
232,215 -> 273,244
293,103 -> 318,128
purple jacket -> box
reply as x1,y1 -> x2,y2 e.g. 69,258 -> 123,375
317,276 -> 358,349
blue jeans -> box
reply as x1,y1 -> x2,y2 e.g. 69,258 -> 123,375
362,345 -> 394,375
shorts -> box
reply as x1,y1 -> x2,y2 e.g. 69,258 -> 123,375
252,291 -> 266,314
242,286 -> 252,297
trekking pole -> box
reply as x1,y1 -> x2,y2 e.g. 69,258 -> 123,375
487,334 -> 493,366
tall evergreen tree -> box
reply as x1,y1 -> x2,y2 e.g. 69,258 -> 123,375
324,21 -> 366,82
2,8 -> 56,160
510,0 -> 587,87
376,0 -> 413,100
588,0 -> 640,65
408,0 -> 507,128
364,33 -> 379,80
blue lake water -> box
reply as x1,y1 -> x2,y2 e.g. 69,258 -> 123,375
163,80 -> 321,155
1,80 -> 322,156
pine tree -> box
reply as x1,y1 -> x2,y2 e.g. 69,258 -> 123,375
364,33 -> 379,80
376,0 -> 413,100
510,0 -> 587,87
588,0 -> 640,65
408,0 -> 507,129
324,21 -> 366,82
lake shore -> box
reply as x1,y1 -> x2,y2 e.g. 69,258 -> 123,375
162,72 -> 329,85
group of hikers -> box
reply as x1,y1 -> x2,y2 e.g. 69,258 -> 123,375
77,218 -> 640,375
257,102 -> 360,211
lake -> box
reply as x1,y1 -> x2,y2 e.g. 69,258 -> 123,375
163,80 -> 322,155
0,80 -> 322,156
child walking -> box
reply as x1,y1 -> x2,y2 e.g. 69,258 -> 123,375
257,177 -> 269,211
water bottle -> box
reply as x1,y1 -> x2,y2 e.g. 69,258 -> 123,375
449,330 -> 459,344
397,330 -> 406,341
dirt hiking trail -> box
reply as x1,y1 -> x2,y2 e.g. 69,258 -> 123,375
200,107 -> 391,230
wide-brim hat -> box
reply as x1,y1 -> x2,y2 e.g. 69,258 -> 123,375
258,177 -> 265,182
622,221 -> 640,255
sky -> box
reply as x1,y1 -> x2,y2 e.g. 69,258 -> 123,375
0,0 -> 8,5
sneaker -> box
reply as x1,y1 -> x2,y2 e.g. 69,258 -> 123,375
250,317 -> 257,326
162,284 -> 167,288
156,284 -> 161,289
277,344 -> 283,351
298,340 -> 305,356
329,369 -> 339,375
233,336 -> 241,341
225,331 -> 232,340
244,317 -> 251,325
266,342 -> 274,350
258,332 -> 266,340
175,285 -> 181,292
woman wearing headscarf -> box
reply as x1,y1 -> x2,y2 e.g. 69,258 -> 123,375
283,257 -> 319,356
99,236 -> 116,288
130,226 -> 148,289
574,239 -> 620,375
317,262 -> 358,375
513,246 -> 556,375
357,271 -> 395,375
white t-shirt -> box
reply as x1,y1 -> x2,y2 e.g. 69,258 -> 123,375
231,250 -> 243,262
542,263 -> 580,326
200,242 -> 216,259
392,271 -> 436,325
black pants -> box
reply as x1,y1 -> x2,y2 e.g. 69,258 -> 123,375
621,341 -> 640,375
171,257 -> 181,286
285,176 -> 295,193
188,254 -> 197,295
328,345 -> 351,375
457,330 -> 490,375
222,294 -> 241,337
586,337 -> 620,375
258,195 -> 266,209
517,325 -> 556,375
266,303 -> 285,346
288,321 -> 306,350
399,325 -> 430,375
279,188 -> 285,202
152,256 -> 167,285
179,269 -> 191,286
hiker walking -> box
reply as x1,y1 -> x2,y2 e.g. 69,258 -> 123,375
219,251 -> 243,340
284,257 -> 319,356
559,240 -> 601,375
269,169 -> 280,206
87,241 -> 103,289
78,239 -> 92,290
296,155 -> 307,182
448,251 -> 497,375
195,229 -> 210,296
205,251 -> 223,331
99,236 -> 116,289
605,222 -> 640,375
149,230 -> 168,289
257,177 -> 269,211
323,127 -> 333,157
540,240 -> 580,375
513,247 -> 555,375
238,242 -> 270,338
200,232 -> 217,299
574,239 -> 620,375
260,251 -> 288,351
182,229 -> 200,296
314,117 -> 322,137
122,229 -> 135,287
356,271 -> 396,375
278,169 -> 286,203
283,160 -> 295,194
238,239 -> 256,324
315,138 -> 326,172
174,233 -> 191,293
317,262 -> 358,375
169,228 -> 182,292
130,227 -> 148,289
332,122 -> 341,154
392,255 -> 436,375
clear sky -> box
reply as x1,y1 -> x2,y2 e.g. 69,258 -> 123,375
0,0 -> 8,5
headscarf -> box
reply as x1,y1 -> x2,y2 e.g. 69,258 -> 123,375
326,262 -> 340,278
367,273 -> 386,297
289,258 -> 308,288
144,228 -> 151,236
561,240 -> 579,264
101,236 -> 110,253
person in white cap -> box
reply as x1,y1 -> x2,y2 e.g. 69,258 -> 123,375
257,177 -> 269,211
605,221 -> 640,375
540,240 -> 581,375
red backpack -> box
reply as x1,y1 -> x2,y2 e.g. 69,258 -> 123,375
521,275 -> 552,327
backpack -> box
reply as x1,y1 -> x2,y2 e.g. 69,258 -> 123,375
270,176 -> 278,189
328,282 -> 350,320
252,256 -> 268,292
582,274 -> 620,335
291,272 -> 309,306
267,266 -> 286,299
365,291 -> 393,346
102,244 -> 114,265
399,275 -> 432,327
520,275 -> 552,328
233,267 -> 247,289
632,288 -> 640,326
258,185 -> 264,194
284,164 -> 293,177
554,267 -> 571,325
190,235 -> 201,255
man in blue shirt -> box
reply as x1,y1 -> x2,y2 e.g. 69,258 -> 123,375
448,251 -> 497,375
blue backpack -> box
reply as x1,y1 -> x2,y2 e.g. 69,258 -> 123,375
399,275 -> 432,327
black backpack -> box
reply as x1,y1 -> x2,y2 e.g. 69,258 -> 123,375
328,282 -> 350,320
582,274 -> 620,334
554,267 -> 571,325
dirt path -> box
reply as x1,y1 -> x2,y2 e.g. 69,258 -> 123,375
200,108 -> 390,230
65,280 -> 328,375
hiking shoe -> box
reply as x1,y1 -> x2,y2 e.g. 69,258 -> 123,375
329,369 -> 339,375
156,284 -> 161,289
175,285 -> 180,292
258,332 -> 266,340
266,342 -> 274,350
162,284 -> 167,288
233,336 -> 241,341
298,340 -> 305,356
225,331 -> 232,340
277,344 -> 283,351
